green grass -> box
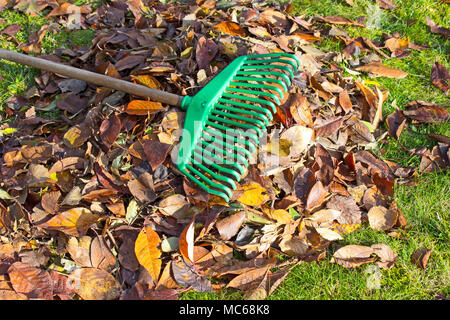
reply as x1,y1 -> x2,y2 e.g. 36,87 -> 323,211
183,0 -> 450,300
0,0 -> 448,300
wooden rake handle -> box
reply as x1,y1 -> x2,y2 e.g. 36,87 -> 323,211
0,49 -> 184,107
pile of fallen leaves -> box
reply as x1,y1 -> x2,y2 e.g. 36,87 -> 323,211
0,0 -> 449,300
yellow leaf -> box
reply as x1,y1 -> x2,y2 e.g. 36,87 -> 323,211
131,75 -> 161,89
125,100 -> 164,115
267,138 -> 292,157
237,182 -> 269,207
63,126 -> 87,148
262,207 -> 293,224
48,172 -> 58,182
364,80 -> 381,86
135,225 -> 162,282
222,41 -> 238,56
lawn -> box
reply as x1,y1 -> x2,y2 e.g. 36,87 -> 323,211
0,0 -> 448,300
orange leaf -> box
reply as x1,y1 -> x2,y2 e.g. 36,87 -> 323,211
134,225 -> 162,282
125,100 -> 164,115
179,216 -> 195,264
213,22 -> 246,37
37,207 -> 100,237
7,262 -> 53,299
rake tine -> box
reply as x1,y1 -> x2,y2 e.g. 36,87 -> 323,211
218,98 -> 274,121
193,151 -> 242,181
195,147 -> 246,175
225,87 -> 281,105
211,109 -> 266,132
180,167 -> 230,201
209,115 -> 263,138
239,64 -> 294,80
204,127 -> 257,153
221,92 -> 277,114
202,130 -> 253,159
229,81 -> 284,100
205,120 -> 259,146
236,70 -> 291,87
232,77 -> 288,95
243,58 -> 298,73
191,158 -> 238,190
199,139 -> 249,167
175,53 -> 299,202
185,163 -> 233,199
215,103 -> 270,126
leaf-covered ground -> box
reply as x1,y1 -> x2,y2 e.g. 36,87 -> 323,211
0,0 -> 448,300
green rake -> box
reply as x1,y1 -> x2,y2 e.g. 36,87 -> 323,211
0,49 -> 300,202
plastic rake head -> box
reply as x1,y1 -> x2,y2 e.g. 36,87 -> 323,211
175,53 -> 300,202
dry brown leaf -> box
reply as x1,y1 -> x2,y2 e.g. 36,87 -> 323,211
314,144 -> 334,186
371,243 -> 397,269
259,9 -> 289,28
386,109 -> 407,140
262,207 -> 293,225
131,75 -> 161,89
315,227 -> 343,241
403,102 -> 450,123
216,211 -> 246,241
286,94 -> 313,126
99,114 -> 121,148
66,236 -> 92,267
90,236 -> 116,272
279,235 -> 310,256
196,36 -> 218,70
317,15 -> 364,27
385,37 -> 409,53
411,248 -> 432,269
430,62 -> 450,94
143,140 -> 171,171
339,89 -> 353,113
376,0 -> 398,9
306,180 -> 327,210
171,257 -> 213,292
331,245 -> 376,268
226,266 -> 269,291
293,168 -> 315,206
367,206 -> 397,231
327,195 -> 361,225
69,268 -> 121,300
426,17 -> 450,38
356,63 -> 408,78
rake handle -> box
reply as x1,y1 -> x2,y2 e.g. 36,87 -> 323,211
0,49 -> 184,107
